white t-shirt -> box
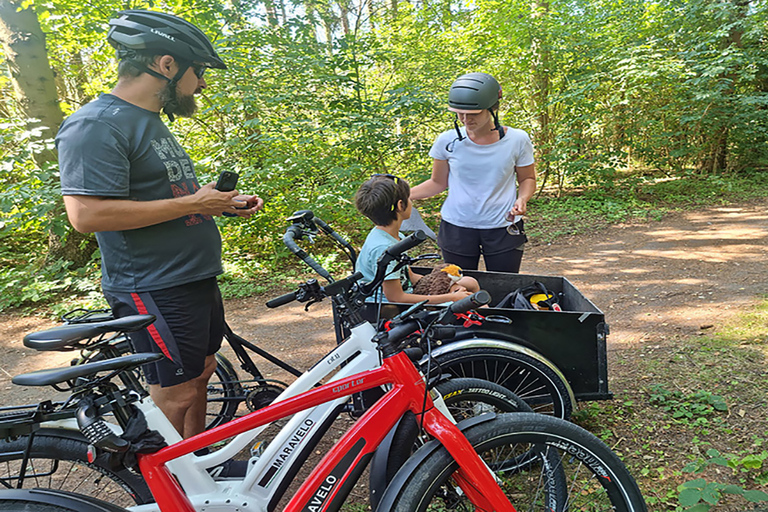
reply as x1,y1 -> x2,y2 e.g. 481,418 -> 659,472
429,127 -> 535,229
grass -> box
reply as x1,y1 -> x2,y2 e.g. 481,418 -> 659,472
573,298 -> 768,511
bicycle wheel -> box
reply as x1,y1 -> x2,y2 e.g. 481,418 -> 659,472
384,412 -> 647,512
0,431 -> 152,507
371,377 -> 534,509
114,339 -> 244,431
0,488 -> 128,511
205,353 -> 244,430
431,346 -> 574,418
434,377 -> 533,419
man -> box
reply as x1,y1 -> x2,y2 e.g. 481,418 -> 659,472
56,10 -> 262,439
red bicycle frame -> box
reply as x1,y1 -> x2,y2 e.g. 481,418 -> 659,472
138,349 -> 515,512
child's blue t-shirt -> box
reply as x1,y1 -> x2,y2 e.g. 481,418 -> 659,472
355,227 -> 413,302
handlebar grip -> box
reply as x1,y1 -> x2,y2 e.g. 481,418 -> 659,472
426,325 -> 457,341
266,291 -> 297,309
449,290 -> 491,314
324,272 -> 363,297
385,230 -> 427,258
283,226 -> 334,283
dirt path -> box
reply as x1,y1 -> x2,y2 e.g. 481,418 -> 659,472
524,200 -> 768,348
1,198 -> 766,406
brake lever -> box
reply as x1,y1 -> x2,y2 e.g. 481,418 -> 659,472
408,253 -> 441,263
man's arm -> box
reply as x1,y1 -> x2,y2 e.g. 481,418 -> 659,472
63,182 -> 252,233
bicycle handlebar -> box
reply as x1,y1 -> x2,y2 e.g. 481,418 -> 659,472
313,216 -> 357,266
449,290 -> 491,313
283,226 -> 335,283
377,290 -> 490,355
265,291 -> 298,309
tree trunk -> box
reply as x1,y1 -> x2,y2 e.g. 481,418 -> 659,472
264,0 -> 279,26
0,0 -> 61,158
530,0 -> 551,191
339,1 -> 350,35
0,0 -> 96,266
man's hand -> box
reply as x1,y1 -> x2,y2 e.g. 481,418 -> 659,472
229,194 -> 264,218
197,182 -> 262,217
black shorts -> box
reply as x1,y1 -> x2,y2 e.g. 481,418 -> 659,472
103,278 -> 225,387
437,220 -> 527,273
437,220 -> 527,257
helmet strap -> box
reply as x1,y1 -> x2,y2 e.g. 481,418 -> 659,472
491,109 -> 505,140
453,115 -> 464,141
129,57 -> 190,123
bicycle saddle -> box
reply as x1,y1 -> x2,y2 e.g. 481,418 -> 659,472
12,352 -> 163,387
23,314 -> 156,351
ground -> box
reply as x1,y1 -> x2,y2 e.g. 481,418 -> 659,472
1,198 -> 766,510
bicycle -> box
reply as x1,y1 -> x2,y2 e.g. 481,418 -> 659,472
0,235 -> 527,508
282,209 -> 576,418
1,231 -> 647,512
22,207 -> 574,432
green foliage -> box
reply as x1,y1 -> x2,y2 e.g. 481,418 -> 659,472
2,0 -> 768,312
648,384 -> 728,428
678,448 -> 768,511
0,257 -> 102,312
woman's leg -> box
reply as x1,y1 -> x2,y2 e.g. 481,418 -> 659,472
483,248 -> 524,273
441,250 -> 481,271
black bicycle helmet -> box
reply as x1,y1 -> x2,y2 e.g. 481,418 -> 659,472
447,72 -> 505,141
107,10 -> 226,70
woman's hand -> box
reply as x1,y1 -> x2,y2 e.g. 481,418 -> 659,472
510,198 -> 527,216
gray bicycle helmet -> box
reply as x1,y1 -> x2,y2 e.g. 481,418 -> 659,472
447,72 -> 505,141
447,72 -> 502,113
108,10 -> 226,69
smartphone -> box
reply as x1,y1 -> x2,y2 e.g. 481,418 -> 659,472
215,170 -> 239,192
215,171 -> 240,217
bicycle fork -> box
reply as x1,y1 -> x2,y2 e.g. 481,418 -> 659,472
422,408 -> 517,512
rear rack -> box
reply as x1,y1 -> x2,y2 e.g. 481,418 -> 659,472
0,401 -> 72,439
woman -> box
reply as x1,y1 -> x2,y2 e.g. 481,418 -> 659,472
410,72 -> 536,273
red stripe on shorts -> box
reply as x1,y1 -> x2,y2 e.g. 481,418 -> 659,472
130,292 -> 174,362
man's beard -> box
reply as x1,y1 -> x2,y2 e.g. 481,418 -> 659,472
158,83 -> 198,118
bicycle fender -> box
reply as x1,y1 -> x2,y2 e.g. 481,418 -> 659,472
373,413 -> 498,512
421,337 -> 577,408
0,488 -> 129,511
369,412 -> 420,510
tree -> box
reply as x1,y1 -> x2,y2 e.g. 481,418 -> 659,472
0,0 -> 95,266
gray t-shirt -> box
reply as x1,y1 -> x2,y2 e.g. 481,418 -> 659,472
57,94 -> 222,292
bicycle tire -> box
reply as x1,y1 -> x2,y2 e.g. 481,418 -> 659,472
431,346 -> 574,418
205,353 -> 243,430
0,430 -> 152,507
370,377 -> 534,509
434,377 -> 533,420
0,489 -> 129,512
113,339 -> 244,431
0,502 -> 78,512
0,488 -> 128,512
384,412 -> 647,512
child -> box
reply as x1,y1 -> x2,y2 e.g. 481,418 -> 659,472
354,174 -> 479,304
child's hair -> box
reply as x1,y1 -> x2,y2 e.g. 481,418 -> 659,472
355,174 -> 411,227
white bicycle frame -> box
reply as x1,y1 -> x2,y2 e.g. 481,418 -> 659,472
105,319 -> 451,512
